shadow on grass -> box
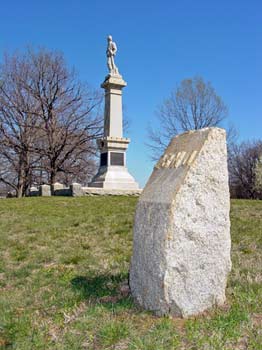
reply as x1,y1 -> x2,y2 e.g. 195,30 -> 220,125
71,273 -> 135,311
71,274 -> 128,300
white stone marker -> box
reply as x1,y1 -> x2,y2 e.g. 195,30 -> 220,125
70,183 -> 83,197
89,35 -> 139,190
52,182 -> 64,194
39,184 -> 51,197
130,127 -> 231,317
29,186 -> 39,196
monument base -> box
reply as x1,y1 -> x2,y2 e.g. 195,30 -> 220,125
89,165 -> 139,190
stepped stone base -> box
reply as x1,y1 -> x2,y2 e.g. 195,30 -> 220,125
88,166 -> 139,190
82,187 -> 142,196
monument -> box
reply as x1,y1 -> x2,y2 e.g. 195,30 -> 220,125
130,127 -> 231,317
89,36 -> 139,190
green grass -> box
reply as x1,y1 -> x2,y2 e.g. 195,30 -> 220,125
0,197 -> 261,349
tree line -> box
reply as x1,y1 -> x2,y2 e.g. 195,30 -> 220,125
0,48 -> 103,197
0,49 -> 260,199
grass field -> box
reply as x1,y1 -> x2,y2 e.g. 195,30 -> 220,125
0,197 -> 261,350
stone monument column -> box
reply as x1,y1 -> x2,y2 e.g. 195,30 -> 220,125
89,36 -> 139,190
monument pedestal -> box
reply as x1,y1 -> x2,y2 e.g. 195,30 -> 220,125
89,166 -> 139,190
89,73 -> 139,190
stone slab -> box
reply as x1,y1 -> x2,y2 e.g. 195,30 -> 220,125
129,127 -> 231,317
39,184 -> 51,197
29,186 -> 39,197
70,183 -> 83,197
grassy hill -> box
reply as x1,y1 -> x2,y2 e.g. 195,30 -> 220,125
0,197 -> 261,349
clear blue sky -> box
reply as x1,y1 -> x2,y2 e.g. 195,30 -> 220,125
0,0 -> 261,187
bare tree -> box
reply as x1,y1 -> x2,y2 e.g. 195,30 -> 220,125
0,53 -> 41,197
147,76 -> 228,160
0,48 -> 103,196
228,140 -> 262,199
56,144 -> 96,186
254,155 -> 262,197
21,49 -> 102,186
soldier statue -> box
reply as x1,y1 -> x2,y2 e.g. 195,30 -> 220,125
106,35 -> 119,75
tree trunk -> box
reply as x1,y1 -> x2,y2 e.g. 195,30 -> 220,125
50,164 -> 57,195
50,170 -> 56,186
16,155 -> 25,198
16,180 -> 24,198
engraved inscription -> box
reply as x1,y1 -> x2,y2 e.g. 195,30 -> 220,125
156,150 -> 198,169
110,152 -> 124,166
